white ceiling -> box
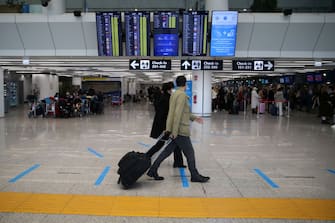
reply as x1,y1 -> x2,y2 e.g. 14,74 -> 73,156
1,13 -> 334,82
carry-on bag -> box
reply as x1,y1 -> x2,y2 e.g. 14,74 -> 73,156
117,132 -> 171,189
270,103 -> 278,116
258,102 -> 265,114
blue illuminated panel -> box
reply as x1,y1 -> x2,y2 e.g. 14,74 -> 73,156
153,11 -> 179,56
186,80 -> 192,108
210,11 -> 238,57
154,34 -> 179,56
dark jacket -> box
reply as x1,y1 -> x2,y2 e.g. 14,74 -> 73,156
150,92 -> 171,138
319,91 -> 332,117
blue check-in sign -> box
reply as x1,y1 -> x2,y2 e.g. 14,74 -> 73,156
210,11 -> 238,57
186,80 -> 192,109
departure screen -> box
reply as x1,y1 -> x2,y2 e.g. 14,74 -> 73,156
210,11 -> 238,57
153,11 -> 179,56
182,11 -> 208,56
125,11 -> 150,56
96,12 -> 122,56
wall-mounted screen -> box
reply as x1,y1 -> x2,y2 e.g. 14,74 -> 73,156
96,12 -> 122,56
314,74 -> 323,82
210,11 -> 238,57
125,11 -> 150,56
182,11 -> 208,56
306,74 -> 314,83
284,76 -> 294,84
153,11 -> 179,56
263,79 -> 269,84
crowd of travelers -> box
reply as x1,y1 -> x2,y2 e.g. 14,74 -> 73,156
211,83 -> 335,124
27,88 -> 104,118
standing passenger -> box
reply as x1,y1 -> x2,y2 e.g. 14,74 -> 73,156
147,76 -> 210,183
251,87 -> 259,114
268,85 -> 275,112
274,85 -> 285,116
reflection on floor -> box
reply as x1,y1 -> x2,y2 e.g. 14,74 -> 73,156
0,103 -> 334,222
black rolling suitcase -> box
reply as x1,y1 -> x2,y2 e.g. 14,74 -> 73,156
117,132 -> 171,189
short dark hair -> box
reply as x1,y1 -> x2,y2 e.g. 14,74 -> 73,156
168,81 -> 175,89
162,82 -> 172,93
176,75 -> 186,87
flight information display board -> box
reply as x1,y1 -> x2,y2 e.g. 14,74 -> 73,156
96,12 -> 122,56
153,11 -> 179,56
182,11 -> 208,56
125,11 -> 150,56
210,11 -> 238,57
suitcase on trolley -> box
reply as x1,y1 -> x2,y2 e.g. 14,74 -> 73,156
117,132 -> 171,189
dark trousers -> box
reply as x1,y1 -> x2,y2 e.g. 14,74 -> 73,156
149,135 -> 199,177
146,134 -> 184,166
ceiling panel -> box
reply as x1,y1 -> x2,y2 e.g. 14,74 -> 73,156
235,14 -> 254,57
248,14 -> 289,57
16,14 -> 55,56
82,13 -> 98,56
281,14 -> 324,58
48,14 -> 86,56
314,14 -> 335,58
0,14 -> 24,56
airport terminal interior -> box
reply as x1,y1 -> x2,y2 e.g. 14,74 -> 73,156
0,0 -> 335,222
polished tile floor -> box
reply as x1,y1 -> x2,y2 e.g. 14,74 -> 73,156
0,102 -> 334,222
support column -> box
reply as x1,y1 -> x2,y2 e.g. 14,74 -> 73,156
42,0 -> 66,15
205,0 -> 229,13
32,74 -> 59,100
0,68 -> 4,118
191,71 -> 212,117
72,77 -> 82,88
0,68 -> 4,149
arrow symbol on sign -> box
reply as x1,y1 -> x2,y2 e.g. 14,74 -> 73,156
182,60 -> 191,69
130,60 -> 139,69
264,61 -> 273,70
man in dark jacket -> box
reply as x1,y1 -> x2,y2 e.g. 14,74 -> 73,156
147,82 -> 185,167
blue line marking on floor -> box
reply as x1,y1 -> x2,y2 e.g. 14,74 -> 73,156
95,166 -> 110,186
179,168 -> 189,188
138,142 -> 151,148
87,148 -> 104,158
8,164 -> 41,183
254,168 -> 279,188
327,169 -> 335,175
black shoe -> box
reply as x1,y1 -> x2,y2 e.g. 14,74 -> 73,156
173,164 -> 187,168
191,175 -> 210,183
147,170 -> 164,180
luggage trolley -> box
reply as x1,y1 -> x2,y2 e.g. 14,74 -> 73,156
111,91 -> 122,105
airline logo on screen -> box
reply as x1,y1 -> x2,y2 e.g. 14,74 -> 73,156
129,59 -> 171,70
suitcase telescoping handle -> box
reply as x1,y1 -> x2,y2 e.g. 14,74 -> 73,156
157,131 -> 171,142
